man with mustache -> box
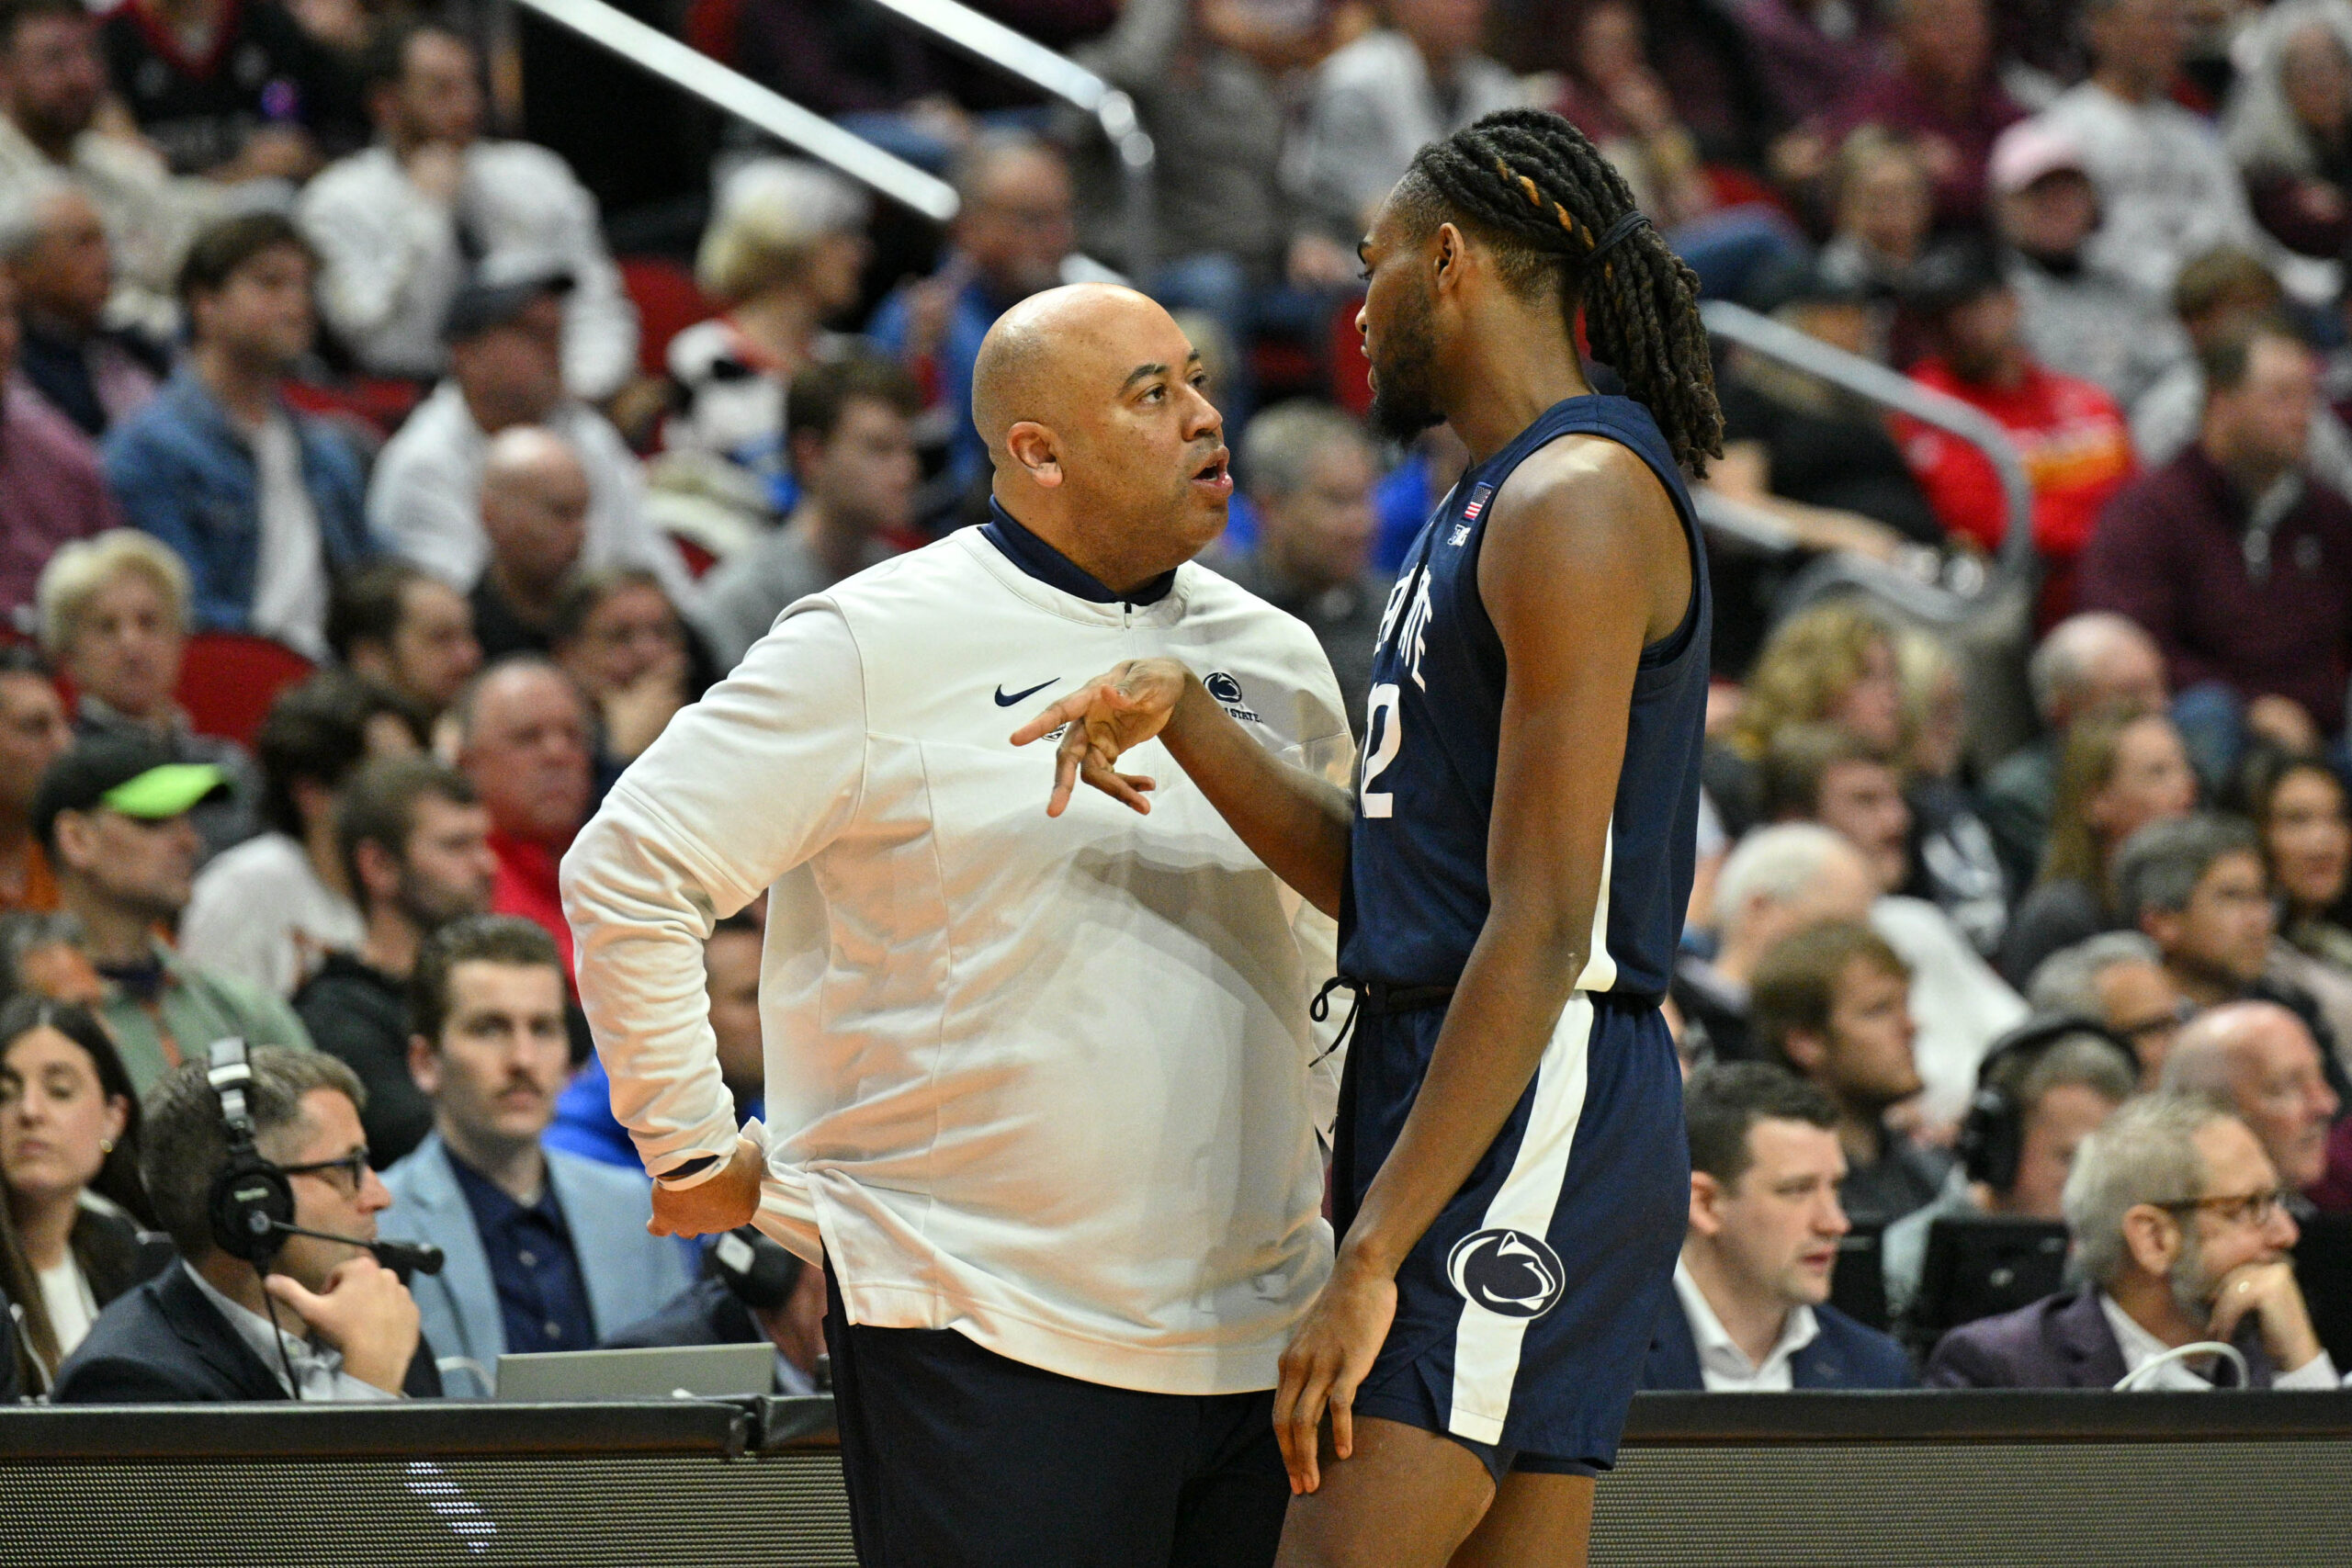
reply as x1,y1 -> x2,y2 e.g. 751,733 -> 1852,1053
377,914 -> 691,1396
563,283 -> 1351,1564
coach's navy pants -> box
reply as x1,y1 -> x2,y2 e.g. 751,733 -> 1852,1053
823,1265 -> 1288,1568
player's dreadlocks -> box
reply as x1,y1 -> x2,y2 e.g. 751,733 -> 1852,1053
1398,107 -> 1724,477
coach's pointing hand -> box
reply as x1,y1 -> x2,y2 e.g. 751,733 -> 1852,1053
1011,658 -> 1195,816
650,1134 -> 765,1238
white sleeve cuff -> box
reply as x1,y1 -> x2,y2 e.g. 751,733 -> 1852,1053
649,1123 -> 766,1194
651,1120 -> 765,1191
2273,1349 -> 2341,1390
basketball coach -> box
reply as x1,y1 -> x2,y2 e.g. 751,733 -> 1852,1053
562,285 -> 1351,1567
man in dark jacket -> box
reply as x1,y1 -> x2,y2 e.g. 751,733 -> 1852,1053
1752,920 -> 1954,1228
294,755 -> 494,1167
1928,1094 -> 2335,1389
1644,1062 -> 1914,1391
54,1046 -> 439,1401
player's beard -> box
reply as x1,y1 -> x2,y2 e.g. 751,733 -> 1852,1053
1367,277 -> 1442,443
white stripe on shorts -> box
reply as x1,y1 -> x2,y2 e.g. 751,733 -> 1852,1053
1444,994 -> 1595,1445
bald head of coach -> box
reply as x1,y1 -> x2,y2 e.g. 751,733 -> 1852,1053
971,283 -> 1235,592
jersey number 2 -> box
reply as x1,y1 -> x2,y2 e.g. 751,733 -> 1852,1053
1360,683 -> 1402,818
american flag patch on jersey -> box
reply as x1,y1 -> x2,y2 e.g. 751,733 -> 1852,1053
1463,482 -> 1494,522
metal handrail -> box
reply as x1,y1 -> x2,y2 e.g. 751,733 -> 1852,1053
509,0 -> 959,223
859,0 -> 1159,279
1699,299 -> 2040,620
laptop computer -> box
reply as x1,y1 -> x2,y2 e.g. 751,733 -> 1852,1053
2293,1209 -> 2352,1367
492,1342 -> 778,1401
1828,1220 -> 1891,1332
1912,1214 -> 2069,1345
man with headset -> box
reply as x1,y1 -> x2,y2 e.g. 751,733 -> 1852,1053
53,1044 -> 440,1401
1882,1016 -> 2140,1321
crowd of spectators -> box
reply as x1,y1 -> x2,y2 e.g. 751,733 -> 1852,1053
4,0 -> 2352,1415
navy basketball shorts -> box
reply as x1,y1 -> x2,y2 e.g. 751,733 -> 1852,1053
1333,991 -> 1687,1482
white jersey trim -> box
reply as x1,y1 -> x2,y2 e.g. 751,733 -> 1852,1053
1445,995 -> 1596,1444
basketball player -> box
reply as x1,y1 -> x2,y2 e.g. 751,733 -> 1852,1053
561,283 -> 1351,1566
1012,109 -> 1722,1565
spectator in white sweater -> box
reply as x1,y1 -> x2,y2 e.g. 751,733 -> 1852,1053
367,269 -> 693,613
297,21 -> 637,402
2026,0 -> 2264,301
179,671 -> 424,998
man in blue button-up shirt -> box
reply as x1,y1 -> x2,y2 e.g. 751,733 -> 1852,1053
379,912 -> 692,1394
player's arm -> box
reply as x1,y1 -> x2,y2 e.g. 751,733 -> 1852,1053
1272,437 -> 1689,1492
1012,661 -> 1353,918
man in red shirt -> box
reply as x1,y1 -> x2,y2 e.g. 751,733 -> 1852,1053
453,657 -> 592,979
1894,240 -> 2136,622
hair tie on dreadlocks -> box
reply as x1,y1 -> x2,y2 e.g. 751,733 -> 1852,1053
1586,211 -> 1650,263
1398,107 -> 1724,476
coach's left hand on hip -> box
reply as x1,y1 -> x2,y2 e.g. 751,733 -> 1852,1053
649,1135 -> 766,1238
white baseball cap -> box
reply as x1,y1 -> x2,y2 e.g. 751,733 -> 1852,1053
1988,121 -> 2089,197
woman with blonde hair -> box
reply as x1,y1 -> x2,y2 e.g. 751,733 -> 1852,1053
665,159 -> 873,471
33,531 -> 257,858
1731,601 -> 1909,759
1893,626 -> 2010,954
1997,706 -> 2197,985
1713,602 -> 1909,834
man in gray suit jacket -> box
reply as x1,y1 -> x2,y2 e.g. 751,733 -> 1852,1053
379,914 -> 693,1395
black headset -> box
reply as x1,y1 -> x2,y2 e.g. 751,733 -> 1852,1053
205,1038 -> 296,1266
1955,1013 -> 2142,1192
203,1036 -> 443,1277
202,1036 -> 311,1400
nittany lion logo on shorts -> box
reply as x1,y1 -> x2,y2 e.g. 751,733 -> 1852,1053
1445,1228 -> 1566,1319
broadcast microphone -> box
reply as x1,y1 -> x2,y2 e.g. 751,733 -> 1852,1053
267,1220 -> 445,1279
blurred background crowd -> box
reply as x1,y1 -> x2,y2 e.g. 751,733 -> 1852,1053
6,0 -> 2352,1407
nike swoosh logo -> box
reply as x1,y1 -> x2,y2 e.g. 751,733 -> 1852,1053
993,678 -> 1058,707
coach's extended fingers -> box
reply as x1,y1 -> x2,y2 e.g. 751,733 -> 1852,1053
1046,729 -> 1082,817
1079,757 -> 1155,814
1011,663 -> 1146,750
1010,690 -> 1091,749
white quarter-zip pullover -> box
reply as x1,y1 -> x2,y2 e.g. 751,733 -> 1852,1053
562,525 -> 1351,1395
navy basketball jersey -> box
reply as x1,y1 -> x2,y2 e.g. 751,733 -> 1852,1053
1339,394 -> 1710,998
